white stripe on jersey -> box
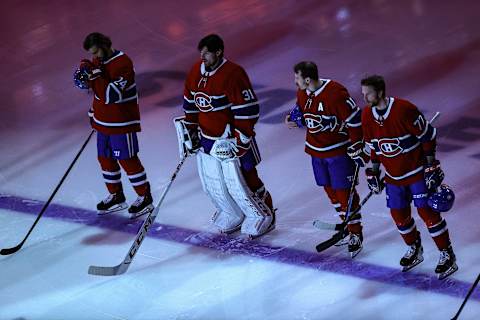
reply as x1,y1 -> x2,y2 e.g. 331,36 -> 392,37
305,139 -> 350,152
385,165 -> 423,180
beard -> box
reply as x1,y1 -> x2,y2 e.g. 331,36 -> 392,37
370,95 -> 382,107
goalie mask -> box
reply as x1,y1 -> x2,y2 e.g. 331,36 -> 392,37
428,184 -> 455,212
73,67 -> 90,90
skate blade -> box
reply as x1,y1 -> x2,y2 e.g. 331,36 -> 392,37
97,202 -> 128,215
220,224 -> 242,235
129,204 -> 154,219
350,246 -> 363,259
401,257 -> 424,272
247,223 -> 276,240
437,263 -> 458,280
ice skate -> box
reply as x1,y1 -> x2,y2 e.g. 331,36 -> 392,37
435,246 -> 458,280
247,209 -> 276,240
128,193 -> 154,219
97,192 -> 128,215
348,232 -> 363,258
400,238 -> 424,272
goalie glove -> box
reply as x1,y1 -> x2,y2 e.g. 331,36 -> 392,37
173,116 -> 200,158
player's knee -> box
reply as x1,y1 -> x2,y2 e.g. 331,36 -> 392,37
390,208 -> 413,226
417,207 -> 442,227
98,156 -> 119,171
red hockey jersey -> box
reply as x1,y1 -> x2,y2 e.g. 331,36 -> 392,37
296,80 -> 363,158
362,97 -> 437,185
183,59 -> 259,139
88,51 -> 140,135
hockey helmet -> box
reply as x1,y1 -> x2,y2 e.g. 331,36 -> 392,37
428,184 -> 455,212
73,67 -> 90,90
289,105 -> 304,128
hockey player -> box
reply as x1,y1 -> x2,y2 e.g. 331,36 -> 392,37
176,34 -> 275,239
79,32 -> 153,218
285,61 -> 369,258
360,75 -> 457,279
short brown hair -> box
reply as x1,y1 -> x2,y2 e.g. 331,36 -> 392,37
83,32 -> 112,51
293,61 -> 319,81
197,34 -> 224,54
361,75 -> 386,97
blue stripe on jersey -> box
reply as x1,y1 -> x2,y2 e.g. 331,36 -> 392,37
208,95 -> 230,110
183,98 -> 198,113
106,82 -> 137,104
188,92 -> 231,112
232,103 -> 260,117
418,124 -> 436,142
371,135 -> 419,154
346,109 -> 361,127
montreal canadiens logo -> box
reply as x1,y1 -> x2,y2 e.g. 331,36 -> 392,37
378,138 -> 403,157
194,92 -> 213,112
304,113 -> 325,133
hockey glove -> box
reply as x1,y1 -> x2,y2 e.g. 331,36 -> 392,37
425,159 -> 444,192
186,125 -> 201,154
80,59 -> 103,81
365,168 -> 384,194
347,141 -> 370,167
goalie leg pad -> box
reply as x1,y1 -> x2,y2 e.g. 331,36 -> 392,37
197,151 -> 245,232
220,159 -> 274,237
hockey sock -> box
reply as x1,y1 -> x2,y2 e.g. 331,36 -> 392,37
391,207 -> 419,245
98,156 -> 123,194
119,156 -> 150,196
336,188 -> 362,234
417,207 -> 451,250
324,186 -> 342,213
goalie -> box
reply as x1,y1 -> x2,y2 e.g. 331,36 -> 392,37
174,34 -> 275,239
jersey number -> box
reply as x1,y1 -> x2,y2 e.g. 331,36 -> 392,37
242,89 -> 255,101
413,115 -> 426,131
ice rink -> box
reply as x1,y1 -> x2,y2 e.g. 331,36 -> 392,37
1,0 -> 479,319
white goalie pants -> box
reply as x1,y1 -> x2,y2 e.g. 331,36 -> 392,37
197,151 -> 274,237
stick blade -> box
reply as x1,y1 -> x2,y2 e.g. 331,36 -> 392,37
88,263 -> 128,276
313,220 -> 344,231
0,244 -> 22,255
315,230 -> 347,252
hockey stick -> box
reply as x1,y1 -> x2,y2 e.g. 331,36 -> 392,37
314,111 -> 441,252
1,130 -> 95,255
315,162 -> 360,252
88,156 -> 187,276
313,190 -> 374,231
451,273 -> 480,320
